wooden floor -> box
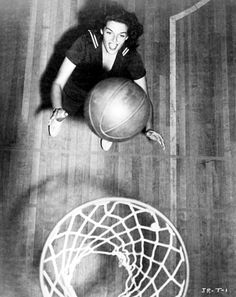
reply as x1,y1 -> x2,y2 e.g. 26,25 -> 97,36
1,0 -> 236,296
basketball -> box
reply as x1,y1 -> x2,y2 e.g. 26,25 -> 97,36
84,77 -> 151,142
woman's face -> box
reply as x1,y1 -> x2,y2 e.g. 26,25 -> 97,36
101,20 -> 128,55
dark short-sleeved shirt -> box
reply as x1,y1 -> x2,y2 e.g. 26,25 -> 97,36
64,30 -> 146,102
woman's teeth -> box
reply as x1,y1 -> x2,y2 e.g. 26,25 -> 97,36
109,43 -> 117,50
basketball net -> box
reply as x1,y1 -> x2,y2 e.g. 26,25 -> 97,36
40,198 -> 189,297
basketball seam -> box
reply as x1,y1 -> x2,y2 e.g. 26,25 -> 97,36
99,79 -> 131,136
102,94 -> 150,140
88,79 -> 129,138
88,91 -> 101,137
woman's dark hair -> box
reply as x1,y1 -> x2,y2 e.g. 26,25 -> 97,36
78,1 -> 143,49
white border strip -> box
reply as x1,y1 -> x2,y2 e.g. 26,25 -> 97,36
169,0 -> 212,225
88,30 -> 98,49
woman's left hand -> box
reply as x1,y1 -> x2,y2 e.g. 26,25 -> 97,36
145,129 -> 165,150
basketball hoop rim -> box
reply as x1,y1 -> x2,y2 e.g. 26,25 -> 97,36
39,197 -> 190,297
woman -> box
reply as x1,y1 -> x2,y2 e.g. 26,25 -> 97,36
48,2 -> 165,151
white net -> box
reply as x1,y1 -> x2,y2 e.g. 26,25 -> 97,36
40,198 -> 189,297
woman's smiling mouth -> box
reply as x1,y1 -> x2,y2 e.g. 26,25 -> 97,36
109,43 -> 118,50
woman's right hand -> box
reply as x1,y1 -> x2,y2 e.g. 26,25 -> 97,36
51,108 -> 68,121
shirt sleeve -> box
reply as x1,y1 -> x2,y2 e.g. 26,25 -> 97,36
66,35 -> 86,65
126,51 -> 146,80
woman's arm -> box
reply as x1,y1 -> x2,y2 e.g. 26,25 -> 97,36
134,76 -> 165,150
51,57 -> 76,110
134,76 -> 153,130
